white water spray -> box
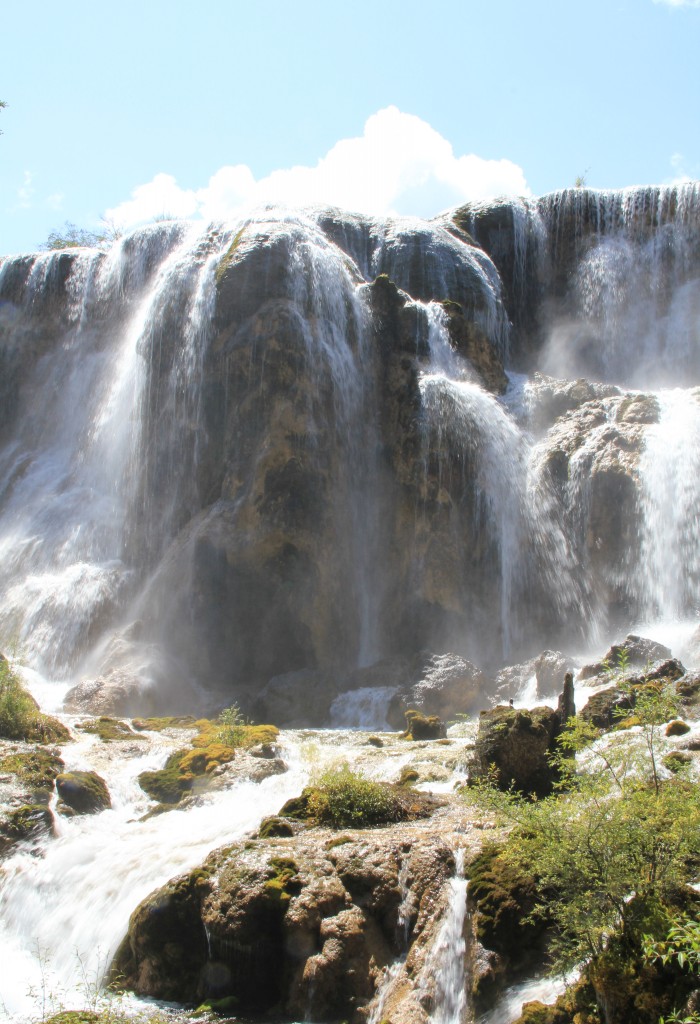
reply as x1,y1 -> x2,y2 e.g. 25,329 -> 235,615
424,848 -> 468,1024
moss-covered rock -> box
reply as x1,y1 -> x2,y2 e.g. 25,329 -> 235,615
75,716 -> 144,742
666,719 -> 691,737
138,751 -> 194,804
0,803 -> 54,854
56,770 -> 111,814
403,709 -> 446,740
257,815 -> 295,839
663,750 -> 693,774
0,747 -> 64,798
136,718 -> 279,807
468,844 -> 546,967
469,703 -> 564,797
131,715 -> 197,731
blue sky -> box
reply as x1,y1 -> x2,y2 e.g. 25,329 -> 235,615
1,0 -> 698,255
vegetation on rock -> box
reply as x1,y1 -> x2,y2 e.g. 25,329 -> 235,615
305,764 -> 406,828
56,770 -> 111,814
0,746 -> 64,795
403,709 -> 446,740
75,717 -> 144,742
136,709 -> 278,806
0,655 -> 70,743
42,221 -> 120,251
472,681 -> 700,1023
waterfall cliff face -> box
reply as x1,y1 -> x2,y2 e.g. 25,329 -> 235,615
1,186 -> 699,714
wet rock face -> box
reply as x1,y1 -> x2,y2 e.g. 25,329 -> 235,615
530,393 -> 655,626
111,825 -> 457,1022
55,770 -> 111,815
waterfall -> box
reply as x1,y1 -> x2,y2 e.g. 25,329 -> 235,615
424,848 -> 468,1024
636,389 -> 700,622
417,304 -> 580,659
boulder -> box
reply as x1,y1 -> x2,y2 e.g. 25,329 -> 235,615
403,710 -> 447,740
666,720 -> 691,737
469,704 -> 564,797
110,823 -> 458,1022
387,653 -> 493,729
0,803 -> 54,856
469,675 -> 575,796
55,770 -> 111,815
578,686 -> 633,730
578,634 -> 673,681
494,650 -> 572,705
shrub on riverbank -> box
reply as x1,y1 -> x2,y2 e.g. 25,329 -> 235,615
0,655 -> 69,743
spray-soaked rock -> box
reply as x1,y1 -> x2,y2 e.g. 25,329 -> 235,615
55,770 -> 111,815
110,801 -> 474,1023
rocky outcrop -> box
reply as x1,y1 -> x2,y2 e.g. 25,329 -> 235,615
578,634 -> 673,681
494,650 -> 572,705
2,187 -> 699,722
387,652 -> 494,729
469,679 -> 574,796
111,797 -> 485,1023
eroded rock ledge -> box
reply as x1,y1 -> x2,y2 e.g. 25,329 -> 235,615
111,796 -> 494,1023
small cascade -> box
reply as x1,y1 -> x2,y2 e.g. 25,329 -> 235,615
396,851 -> 415,949
368,961 -> 405,1024
417,304 -> 580,658
424,848 -> 468,1024
0,729 -> 307,1022
636,389 -> 700,621
328,686 -> 397,729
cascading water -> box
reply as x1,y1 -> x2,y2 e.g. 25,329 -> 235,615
636,389 -> 700,623
416,303 -> 583,659
0,726 -> 309,1021
423,849 -> 468,1024
1,187 -> 700,1024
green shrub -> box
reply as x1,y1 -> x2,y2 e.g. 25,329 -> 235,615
0,656 -> 38,738
0,657 -> 69,742
306,764 -> 402,828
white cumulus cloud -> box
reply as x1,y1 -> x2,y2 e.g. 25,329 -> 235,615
653,0 -> 700,7
17,171 -> 35,209
105,107 -> 530,229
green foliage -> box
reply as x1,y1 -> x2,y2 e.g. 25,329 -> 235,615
0,657 -> 69,743
42,221 -> 120,252
0,656 -> 38,738
216,702 -> 248,747
215,225 -> 247,284
469,681 -> 700,975
306,764 -> 403,828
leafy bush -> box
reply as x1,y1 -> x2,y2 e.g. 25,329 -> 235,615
0,656 -> 38,738
0,657 -> 70,743
216,703 -> 248,747
470,681 -> 700,1022
42,221 -> 120,251
306,764 -> 402,828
